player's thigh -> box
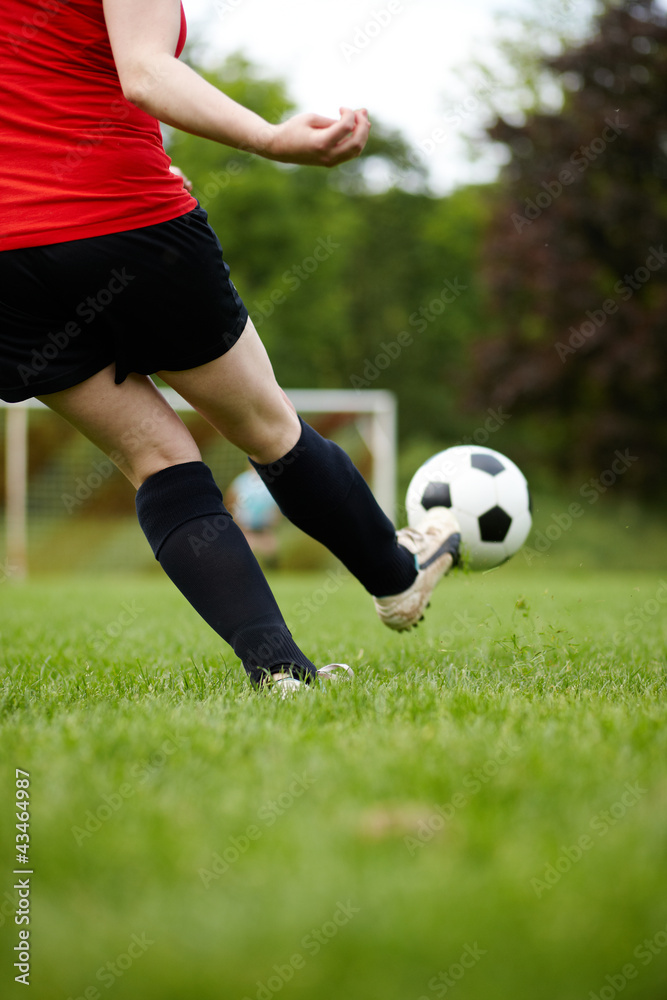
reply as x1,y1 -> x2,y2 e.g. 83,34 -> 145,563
36,365 -> 200,488
156,318 -> 300,462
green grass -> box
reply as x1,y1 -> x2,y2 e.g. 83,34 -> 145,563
1,565 -> 666,1000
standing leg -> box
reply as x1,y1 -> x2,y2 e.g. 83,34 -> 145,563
37,365 -> 317,684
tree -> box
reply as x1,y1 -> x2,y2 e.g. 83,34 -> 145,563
468,0 -> 667,493
165,55 -> 495,449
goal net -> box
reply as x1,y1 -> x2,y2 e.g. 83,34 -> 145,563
0,387 -> 396,579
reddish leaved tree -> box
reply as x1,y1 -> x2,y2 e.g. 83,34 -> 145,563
470,0 -> 667,492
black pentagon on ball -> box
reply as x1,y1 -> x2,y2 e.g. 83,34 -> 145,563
422,482 -> 452,509
479,505 -> 512,543
471,453 -> 505,476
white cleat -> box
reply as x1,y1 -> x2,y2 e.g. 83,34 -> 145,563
268,673 -> 306,697
373,508 -> 461,632
316,663 -> 355,682
268,664 -> 354,696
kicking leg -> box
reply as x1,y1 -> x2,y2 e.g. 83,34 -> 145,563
158,319 -> 419,598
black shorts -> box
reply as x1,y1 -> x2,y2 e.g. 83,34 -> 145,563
0,205 -> 249,402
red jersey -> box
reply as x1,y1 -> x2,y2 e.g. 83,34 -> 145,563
0,1 -> 196,251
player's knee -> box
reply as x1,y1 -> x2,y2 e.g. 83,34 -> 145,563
130,444 -> 202,489
233,411 -> 300,464
206,391 -> 293,456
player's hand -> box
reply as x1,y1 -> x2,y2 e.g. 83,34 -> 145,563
169,164 -> 193,191
262,107 -> 370,167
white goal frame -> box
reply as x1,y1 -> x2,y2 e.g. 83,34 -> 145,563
1,387 -> 397,580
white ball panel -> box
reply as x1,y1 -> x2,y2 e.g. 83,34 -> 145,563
495,470 -> 530,513
455,509 -> 481,546
421,450 -> 469,484
451,467 -> 499,517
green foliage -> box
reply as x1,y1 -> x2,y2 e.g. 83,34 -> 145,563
164,56 -> 495,447
469,0 -> 667,493
1,569 -> 666,998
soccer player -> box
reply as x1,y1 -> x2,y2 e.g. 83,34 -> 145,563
227,468 -> 280,565
0,0 -> 460,692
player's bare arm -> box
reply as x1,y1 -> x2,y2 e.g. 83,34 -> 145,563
103,0 -> 370,166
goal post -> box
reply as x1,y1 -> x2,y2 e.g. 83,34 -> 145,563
4,404 -> 28,582
0,387 -> 397,580
280,389 -> 397,521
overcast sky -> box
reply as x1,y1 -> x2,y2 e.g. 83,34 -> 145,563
181,0 -> 656,192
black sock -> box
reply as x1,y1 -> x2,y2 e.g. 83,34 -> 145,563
250,418 -> 417,597
135,462 -> 316,685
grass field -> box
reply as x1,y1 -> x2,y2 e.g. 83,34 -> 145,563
1,561 -> 666,1000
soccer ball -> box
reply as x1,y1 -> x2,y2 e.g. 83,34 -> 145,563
406,445 -> 532,570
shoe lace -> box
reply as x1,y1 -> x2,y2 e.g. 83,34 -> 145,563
397,525 -> 433,557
